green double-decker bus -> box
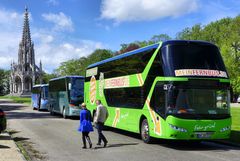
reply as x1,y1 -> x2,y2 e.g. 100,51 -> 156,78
84,40 -> 231,143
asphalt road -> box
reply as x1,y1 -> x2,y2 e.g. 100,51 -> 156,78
1,99 -> 240,161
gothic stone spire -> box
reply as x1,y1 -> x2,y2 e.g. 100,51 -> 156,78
22,6 -> 31,45
18,7 -> 35,66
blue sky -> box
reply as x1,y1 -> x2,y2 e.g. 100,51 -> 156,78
0,0 -> 239,73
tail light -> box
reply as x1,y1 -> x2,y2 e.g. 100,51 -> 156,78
0,111 -> 5,117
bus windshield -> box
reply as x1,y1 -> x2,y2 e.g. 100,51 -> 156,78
162,43 -> 228,78
42,86 -> 48,99
166,88 -> 230,119
32,86 -> 41,94
69,78 -> 84,106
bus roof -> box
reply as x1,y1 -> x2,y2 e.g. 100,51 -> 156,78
50,75 -> 84,81
32,84 -> 48,88
87,43 -> 160,69
161,40 -> 216,47
87,40 -> 217,69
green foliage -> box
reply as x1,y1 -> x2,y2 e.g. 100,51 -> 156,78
118,34 -> 172,54
231,107 -> 240,131
42,73 -> 58,84
118,43 -> 141,54
0,69 -> 10,95
55,49 -> 113,76
149,34 -> 172,44
0,96 -> 31,105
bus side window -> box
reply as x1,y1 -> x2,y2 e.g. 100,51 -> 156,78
150,85 -> 166,118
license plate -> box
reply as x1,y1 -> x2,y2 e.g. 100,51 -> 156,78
195,132 -> 213,138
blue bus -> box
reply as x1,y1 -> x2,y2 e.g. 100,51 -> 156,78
31,84 -> 49,111
48,76 -> 84,118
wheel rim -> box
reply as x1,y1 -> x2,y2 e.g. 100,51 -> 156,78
141,120 -> 149,141
63,108 -> 66,118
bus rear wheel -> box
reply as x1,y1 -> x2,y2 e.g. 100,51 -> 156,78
50,106 -> 55,115
141,119 -> 152,143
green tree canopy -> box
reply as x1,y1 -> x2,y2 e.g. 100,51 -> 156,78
0,69 -> 10,95
55,49 -> 113,76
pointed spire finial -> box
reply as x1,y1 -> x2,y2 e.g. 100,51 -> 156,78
25,6 -> 28,12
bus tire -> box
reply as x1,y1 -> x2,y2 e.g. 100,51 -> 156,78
50,106 -> 54,115
63,108 -> 67,119
141,119 -> 152,144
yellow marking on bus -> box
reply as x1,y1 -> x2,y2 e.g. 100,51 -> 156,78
146,98 -> 161,135
112,108 -> 120,127
137,73 -> 144,86
89,76 -> 96,104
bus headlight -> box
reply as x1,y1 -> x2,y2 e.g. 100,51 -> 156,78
169,124 -> 187,132
220,126 -> 231,132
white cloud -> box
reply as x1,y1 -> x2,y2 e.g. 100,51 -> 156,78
42,12 -> 73,32
0,8 -> 105,73
47,0 -> 59,6
32,32 -> 54,44
100,0 -> 198,23
35,39 -> 105,73
0,8 -> 22,69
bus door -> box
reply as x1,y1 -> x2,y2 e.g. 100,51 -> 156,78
150,82 -> 167,120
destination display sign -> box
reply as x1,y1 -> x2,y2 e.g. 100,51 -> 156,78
86,67 -> 98,77
175,69 -> 228,78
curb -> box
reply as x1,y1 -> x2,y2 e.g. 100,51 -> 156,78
6,132 -> 27,161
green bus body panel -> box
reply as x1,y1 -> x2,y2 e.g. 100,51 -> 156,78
163,116 -> 231,140
84,42 -> 231,140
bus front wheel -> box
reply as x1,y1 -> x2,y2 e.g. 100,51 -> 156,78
141,119 -> 152,144
63,108 -> 67,119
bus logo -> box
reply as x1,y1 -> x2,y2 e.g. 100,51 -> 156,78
105,76 -> 130,89
90,76 -> 97,105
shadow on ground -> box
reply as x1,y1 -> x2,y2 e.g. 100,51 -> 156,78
0,100 -> 79,120
0,103 -> 25,112
94,143 -> 139,149
0,145 -> 10,149
105,126 -> 240,151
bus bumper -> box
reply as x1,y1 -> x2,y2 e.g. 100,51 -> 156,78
68,107 -> 81,116
159,116 -> 231,140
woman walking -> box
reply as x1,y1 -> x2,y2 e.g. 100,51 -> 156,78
78,103 -> 93,149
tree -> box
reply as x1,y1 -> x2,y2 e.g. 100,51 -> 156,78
55,49 -> 113,76
149,34 -> 172,44
118,43 -> 141,55
0,69 -> 10,95
42,72 -> 58,84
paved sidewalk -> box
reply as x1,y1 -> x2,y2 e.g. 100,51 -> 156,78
0,132 -> 25,161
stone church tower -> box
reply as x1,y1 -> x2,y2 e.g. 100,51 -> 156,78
10,7 -> 42,96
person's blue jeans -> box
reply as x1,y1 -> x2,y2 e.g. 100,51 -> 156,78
96,122 -> 107,144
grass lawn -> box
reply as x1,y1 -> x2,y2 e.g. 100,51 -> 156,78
0,95 -> 31,105
230,106 -> 240,143
231,106 -> 240,131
